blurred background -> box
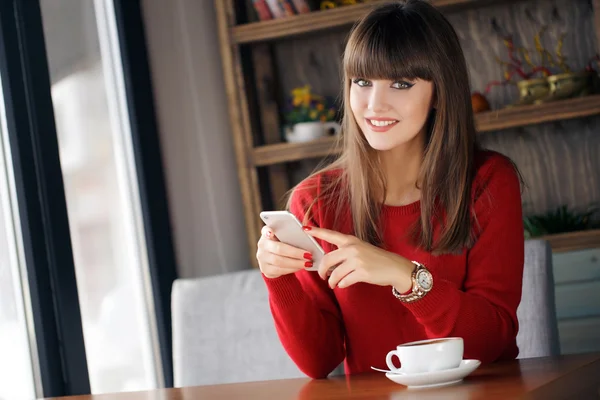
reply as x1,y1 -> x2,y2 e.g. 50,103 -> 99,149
1,0 -> 599,399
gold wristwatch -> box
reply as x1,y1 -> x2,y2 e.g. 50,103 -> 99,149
392,261 -> 433,303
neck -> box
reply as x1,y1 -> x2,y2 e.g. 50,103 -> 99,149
379,132 -> 425,206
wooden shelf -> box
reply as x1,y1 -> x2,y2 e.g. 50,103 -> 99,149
475,94 -> 600,132
542,229 -> 600,253
253,136 -> 339,166
233,0 -> 520,44
252,94 -> 600,166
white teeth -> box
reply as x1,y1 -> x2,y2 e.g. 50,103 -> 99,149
368,119 -> 398,127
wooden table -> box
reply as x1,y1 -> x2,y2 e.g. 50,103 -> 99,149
44,353 -> 600,399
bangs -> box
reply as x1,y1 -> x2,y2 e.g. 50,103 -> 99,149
344,7 -> 434,82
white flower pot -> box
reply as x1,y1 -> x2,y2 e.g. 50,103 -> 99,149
284,121 -> 341,143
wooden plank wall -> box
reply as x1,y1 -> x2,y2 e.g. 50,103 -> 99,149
269,0 -> 599,216
454,0 -> 600,215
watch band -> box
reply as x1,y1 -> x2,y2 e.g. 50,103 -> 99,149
392,261 -> 433,303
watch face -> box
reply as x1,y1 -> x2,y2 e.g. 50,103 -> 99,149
416,270 -> 433,290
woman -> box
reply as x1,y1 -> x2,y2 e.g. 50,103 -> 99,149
256,0 -> 524,379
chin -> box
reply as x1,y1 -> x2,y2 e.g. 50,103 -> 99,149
365,139 -> 398,151
362,126 -> 421,152
363,132 -> 406,151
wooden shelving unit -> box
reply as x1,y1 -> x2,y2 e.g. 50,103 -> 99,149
215,0 -> 600,266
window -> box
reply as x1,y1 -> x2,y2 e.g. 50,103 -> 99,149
0,76 -> 38,400
40,0 -> 163,393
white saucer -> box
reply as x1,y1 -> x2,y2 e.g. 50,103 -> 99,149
384,359 -> 481,389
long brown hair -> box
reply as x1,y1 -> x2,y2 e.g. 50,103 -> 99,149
287,0 -> 480,254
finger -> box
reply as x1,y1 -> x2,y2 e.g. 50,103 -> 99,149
261,263 -> 301,279
261,225 -> 279,242
318,248 -> 348,280
257,234 -> 275,253
264,238 -> 313,261
336,270 -> 362,289
260,249 -> 313,270
303,226 -> 354,248
327,263 -> 355,289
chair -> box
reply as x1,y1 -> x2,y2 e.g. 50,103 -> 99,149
172,239 -> 560,386
171,269 -> 344,387
516,239 -> 561,358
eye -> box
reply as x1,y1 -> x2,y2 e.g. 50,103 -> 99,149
352,78 -> 371,87
392,81 -> 414,89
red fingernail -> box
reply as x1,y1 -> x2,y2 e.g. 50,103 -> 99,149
302,226 -> 312,231
304,261 -> 313,268
303,252 -> 312,260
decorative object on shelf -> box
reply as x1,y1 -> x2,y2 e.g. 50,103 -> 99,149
530,17 -> 599,103
523,203 -> 600,238
320,0 -> 366,10
283,85 -> 340,143
540,70 -> 597,102
485,12 -> 599,107
485,20 -> 553,106
284,121 -> 341,143
515,78 -> 550,106
471,91 -> 490,113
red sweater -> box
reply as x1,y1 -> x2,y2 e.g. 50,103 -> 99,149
263,150 -> 524,379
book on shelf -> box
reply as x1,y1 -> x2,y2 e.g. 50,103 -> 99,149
289,0 -> 311,13
265,0 -> 286,18
279,0 -> 296,16
252,0 -> 273,20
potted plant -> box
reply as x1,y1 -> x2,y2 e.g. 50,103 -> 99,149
283,85 -> 340,143
523,203 -> 600,238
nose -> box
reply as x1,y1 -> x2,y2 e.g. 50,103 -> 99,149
367,84 -> 391,113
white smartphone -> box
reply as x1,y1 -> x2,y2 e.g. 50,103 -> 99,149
259,210 -> 324,272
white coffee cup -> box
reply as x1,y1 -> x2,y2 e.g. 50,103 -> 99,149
385,337 -> 464,374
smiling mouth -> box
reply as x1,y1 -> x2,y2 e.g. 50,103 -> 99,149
366,118 -> 399,129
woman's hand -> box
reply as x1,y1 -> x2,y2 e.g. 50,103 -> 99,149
303,226 -> 415,291
256,225 -> 314,279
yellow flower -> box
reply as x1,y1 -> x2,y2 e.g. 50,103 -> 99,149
292,85 -> 311,99
309,111 -> 318,119
317,104 -> 324,111
303,93 -> 311,107
292,97 -> 302,106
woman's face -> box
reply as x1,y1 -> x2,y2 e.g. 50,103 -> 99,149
349,77 -> 435,151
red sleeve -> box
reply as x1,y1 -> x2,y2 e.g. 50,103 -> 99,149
262,175 -> 346,378
402,155 -> 524,363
